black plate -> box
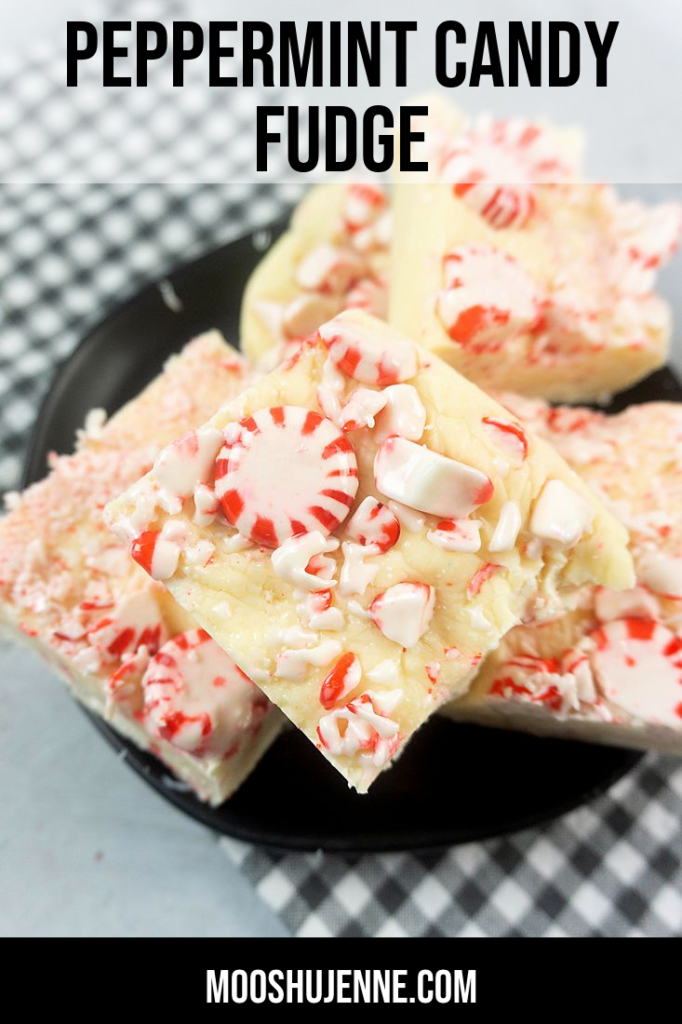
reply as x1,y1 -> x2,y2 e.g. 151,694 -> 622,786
27,225 -> 678,854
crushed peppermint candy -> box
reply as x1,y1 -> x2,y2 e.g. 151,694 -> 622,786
369,582 -> 435,648
590,618 -> 682,728
437,247 -> 539,349
530,479 -> 593,548
319,652 -> 362,709
317,689 -> 403,770
346,497 -> 400,553
374,435 -> 494,519
427,517 -> 482,553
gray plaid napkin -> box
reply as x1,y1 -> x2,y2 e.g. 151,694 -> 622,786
2,3 -> 682,938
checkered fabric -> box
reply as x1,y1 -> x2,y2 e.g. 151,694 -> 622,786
2,1 -> 682,939
222,758 -> 682,936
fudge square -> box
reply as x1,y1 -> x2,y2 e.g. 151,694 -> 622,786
391,98 -> 682,402
0,332 -> 283,806
447,396 -> 682,755
106,310 -> 634,792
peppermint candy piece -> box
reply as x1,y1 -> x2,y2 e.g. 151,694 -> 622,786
488,501 -> 523,553
142,628 -> 269,759
338,388 -> 388,432
440,118 -> 574,229
131,526 -> 184,580
609,199 -> 682,295
318,310 -> 418,385
346,497 -> 400,553
373,385 -> 426,444
215,406 -> 359,548
636,552 -> 682,600
343,278 -> 388,319
594,585 -> 659,624
339,384 -> 426,442
437,247 -> 539,349
530,479 -> 593,548
153,427 -> 224,501
482,416 -> 529,462
374,436 -> 494,519
467,562 -> 504,598
343,182 -> 388,235
590,619 -> 682,728
427,518 -> 482,553
89,590 -> 166,665
317,689 -> 402,769
369,582 -> 435,648
271,532 -> 339,592
295,243 -> 366,294
319,652 -> 362,709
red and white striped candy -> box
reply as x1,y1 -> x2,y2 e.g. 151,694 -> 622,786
369,582 -> 435,649
317,688 -> 402,769
319,651 -> 362,710
131,522 -> 188,580
373,385 -> 426,444
482,416 -> 529,462
153,427 -> 224,500
437,247 -> 539,349
530,479 -> 593,548
343,277 -> 388,320
352,210 -> 391,254
440,119 -> 574,229
318,310 -> 418,385
610,199 -> 682,295
590,618 -> 682,728
88,590 -> 166,664
374,436 -> 494,519
467,562 -> 504,598
636,552 -> 682,600
338,387 -> 388,432
295,243 -> 365,295
343,182 -> 388,235
142,628 -> 269,759
426,517 -> 482,553
594,585 -> 659,624
346,497 -> 400,553
214,406 -> 359,549
338,384 -> 425,442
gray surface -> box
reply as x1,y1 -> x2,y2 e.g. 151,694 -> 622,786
0,643 -> 288,937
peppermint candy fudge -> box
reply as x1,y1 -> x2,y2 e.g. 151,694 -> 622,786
0,332 -> 283,805
106,310 -> 634,792
391,98 -> 682,401
241,182 -> 389,364
447,397 -> 682,753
